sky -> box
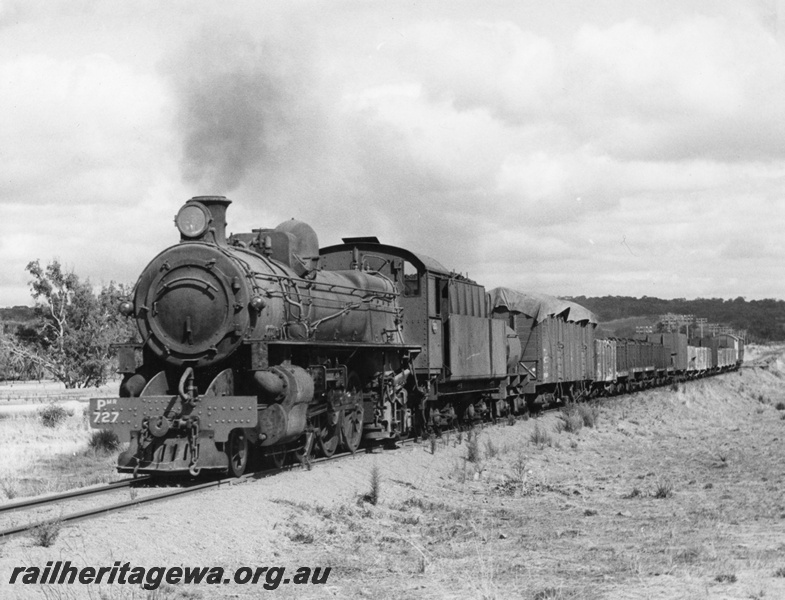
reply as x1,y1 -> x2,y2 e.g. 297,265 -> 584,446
1,0 -> 784,306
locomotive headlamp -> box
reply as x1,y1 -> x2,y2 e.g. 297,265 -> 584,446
249,296 -> 267,312
118,300 -> 134,317
175,203 -> 210,238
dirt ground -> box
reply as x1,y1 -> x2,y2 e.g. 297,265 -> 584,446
1,346 -> 784,600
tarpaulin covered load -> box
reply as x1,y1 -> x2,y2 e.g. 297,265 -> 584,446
488,288 -> 599,325
490,287 -> 597,389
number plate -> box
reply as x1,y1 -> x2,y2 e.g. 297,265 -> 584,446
88,396 -> 258,442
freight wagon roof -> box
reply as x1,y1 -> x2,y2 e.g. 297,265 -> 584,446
489,287 -> 599,324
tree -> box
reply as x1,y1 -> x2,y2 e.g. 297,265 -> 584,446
8,260 -> 136,388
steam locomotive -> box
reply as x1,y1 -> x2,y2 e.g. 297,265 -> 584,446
89,196 -> 742,476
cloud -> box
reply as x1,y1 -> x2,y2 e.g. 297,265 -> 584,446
0,52 -> 172,205
1,2 -> 784,306
570,16 -> 785,161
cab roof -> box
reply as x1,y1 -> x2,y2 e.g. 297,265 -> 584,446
321,239 -> 454,277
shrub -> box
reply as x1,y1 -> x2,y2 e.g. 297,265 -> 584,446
30,520 -> 62,547
286,524 -> 315,544
361,464 -> 381,505
511,451 -> 527,484
578,403 -> 600,428
39,403 -> 71,428
714,573 -> 737,583
530,424 -> 552,447
556,409 -> 583,434
624,487 -> 642,499
533,588 -> 566,600
774,567 -> 785,577
653,481 -> 673,499
88,430 -> 121,453
775,402 -> 785,411
483,437 -> 498,459
466,430 -> 480,463
1,478 -> 18,500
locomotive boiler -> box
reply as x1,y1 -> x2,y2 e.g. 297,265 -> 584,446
90,196 -> 420,476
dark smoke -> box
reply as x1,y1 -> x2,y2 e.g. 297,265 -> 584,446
168,28 -> 319,193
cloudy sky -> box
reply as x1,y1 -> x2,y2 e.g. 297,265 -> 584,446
1,0 -> 784,307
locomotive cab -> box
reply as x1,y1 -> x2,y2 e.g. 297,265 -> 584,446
321,239 -> 511,425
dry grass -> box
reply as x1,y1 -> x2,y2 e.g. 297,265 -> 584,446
5,350 -> 785,600
87,429 -> 121,453
465,428 -> 480,463
250,347 -> 785,599
360,463 -> 381,506
0,402 -> 122,499
529,423 -> 552,446
38,402 -> 73,428
556,404 -> 584,434
30,519 -> 62,547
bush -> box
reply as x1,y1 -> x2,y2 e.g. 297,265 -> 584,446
775,402 -> 785,411
466,430 -> 480,463
1,478 -> 18,499
578,403 -> 600,428
88,430 -> 121,453
30,520 -> 62,547
653,481 -> 673,499
39,403 -> 71,428
483,437 -> 498,459
361,464 -> 381,505
624,487 -> 642,499
556,409 -> 583,434
530,424 -> 552,447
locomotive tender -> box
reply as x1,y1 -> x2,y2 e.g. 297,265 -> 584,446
90,196 -> 743,477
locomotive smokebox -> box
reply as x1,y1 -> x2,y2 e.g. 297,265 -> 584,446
175,196 -> 232,245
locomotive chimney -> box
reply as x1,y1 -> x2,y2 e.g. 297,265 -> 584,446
176,196 -> 232,245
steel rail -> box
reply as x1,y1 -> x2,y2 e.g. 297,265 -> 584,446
0,442 -> 408,540
0,476 -> 249,539
0,477 -> 151,515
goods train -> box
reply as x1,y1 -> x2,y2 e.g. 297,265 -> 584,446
90,197 -> 743,476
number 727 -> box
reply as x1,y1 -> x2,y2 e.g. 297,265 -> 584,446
93,411 -> 119,424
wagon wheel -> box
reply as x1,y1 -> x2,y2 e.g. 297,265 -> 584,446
226,429 -> 249,477
340,372 -> 364,453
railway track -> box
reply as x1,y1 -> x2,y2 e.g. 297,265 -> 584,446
0,474 -> 257,540
0,366 -> 746,541
0,446 -> 378,540
0,476 -> 149,515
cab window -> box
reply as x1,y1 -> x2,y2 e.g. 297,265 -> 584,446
403,260 -> 420,297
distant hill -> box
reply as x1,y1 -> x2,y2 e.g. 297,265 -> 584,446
566,296 -> 785,342
0,306 -> 36,335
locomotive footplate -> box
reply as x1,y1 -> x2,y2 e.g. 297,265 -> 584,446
89,395 -> 258,474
